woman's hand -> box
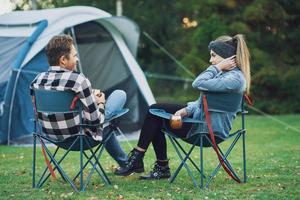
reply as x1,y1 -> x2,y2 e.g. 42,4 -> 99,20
174,108 -> 188,117
215,55 -> 236,71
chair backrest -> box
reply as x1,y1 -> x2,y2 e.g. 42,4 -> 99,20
33,88 -> 85,143
184,91 -> 245,146
34,89 -> 82,113
204,91 -> 243,114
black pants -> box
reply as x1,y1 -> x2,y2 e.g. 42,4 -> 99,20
137,103 -> 192,160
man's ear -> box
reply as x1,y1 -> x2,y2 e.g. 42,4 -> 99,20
58,55 -> 66,66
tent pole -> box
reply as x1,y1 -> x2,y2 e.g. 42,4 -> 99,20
116,0 -> 123,16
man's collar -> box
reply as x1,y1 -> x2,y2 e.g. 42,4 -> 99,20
49,66 -> 71,72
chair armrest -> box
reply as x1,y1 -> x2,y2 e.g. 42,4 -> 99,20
79,108 -> 129,128
104,108 -> 129,123
149,109 -> 205,124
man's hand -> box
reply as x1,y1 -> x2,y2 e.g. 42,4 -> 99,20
174,108 -> 188,117
93,89 -> 105,105
215,55 -> 236,71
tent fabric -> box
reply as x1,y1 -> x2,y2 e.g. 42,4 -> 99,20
101,17 -> 140,57
0,6 -> 155,144
0,37 -> 27,82
0,6 -> 111,67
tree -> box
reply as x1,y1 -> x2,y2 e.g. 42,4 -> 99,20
12,0 -> 300,113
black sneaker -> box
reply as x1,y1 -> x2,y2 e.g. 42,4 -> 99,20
139,161 -> 171,180
114,149 -> 145,176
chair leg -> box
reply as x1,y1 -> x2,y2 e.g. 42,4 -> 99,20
84,138 -> 111,185
200,135 -> 204,189
41,141 -> 78,192
37,147 -> 66,188
91,144 -> 111,185
83,147 -> 108,189
80,135 -> 84,191
242,131 -> 247,183
72,145 -> 101,181
32,134 -> 37,188
38,136 -> 81,188
216,144 -> 240,178
205,134 -> 241,188
168,135 -> 198,187
82,151 -> 104,181
173,138 -> 205,178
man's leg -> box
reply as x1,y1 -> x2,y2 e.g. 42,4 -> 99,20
103,90 -> 128,167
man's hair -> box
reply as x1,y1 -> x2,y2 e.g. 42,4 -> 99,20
45,34 -> 74,66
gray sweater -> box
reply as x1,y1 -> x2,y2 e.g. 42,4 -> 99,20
185,65 -> 246,139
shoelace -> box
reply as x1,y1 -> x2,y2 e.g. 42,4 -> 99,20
150,162 -> 168,174
125,151 -> 138,167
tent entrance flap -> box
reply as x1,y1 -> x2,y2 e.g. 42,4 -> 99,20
74,21 -> 149,131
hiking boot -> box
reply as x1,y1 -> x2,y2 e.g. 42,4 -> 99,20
139,161 -> 171,180
114,148 -> 145,176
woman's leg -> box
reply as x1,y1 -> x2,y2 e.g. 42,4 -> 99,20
137,103 -> 191,161
115,103 -> 192,177
103,90 -> 128,167
137,103 -> 192,180
115,103 -> 177,176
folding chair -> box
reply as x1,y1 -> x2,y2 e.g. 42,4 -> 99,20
32,89 -> 128,192
150,91 -> 250,189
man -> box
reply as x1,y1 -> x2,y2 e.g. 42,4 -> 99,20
30,34 -> 128,169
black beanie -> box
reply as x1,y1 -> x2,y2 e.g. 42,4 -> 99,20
208,40 -> 237,59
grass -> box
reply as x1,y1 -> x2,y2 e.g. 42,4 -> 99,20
0,115 -> 300,200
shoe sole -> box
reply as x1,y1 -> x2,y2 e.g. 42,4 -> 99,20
116,168 -> 145,176
139,175 -> 171,180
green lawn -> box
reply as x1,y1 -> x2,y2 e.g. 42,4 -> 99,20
0,115 -> 299,200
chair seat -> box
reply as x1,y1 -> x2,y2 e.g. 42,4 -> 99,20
182,134 -> 224,147
163,129 -> 224,147
151,109 -> 224,147
37,134 -> 101,151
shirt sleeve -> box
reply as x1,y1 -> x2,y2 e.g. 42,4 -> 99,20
192,66 -> 244,92
73,73 -> 105,126
185,97 -> 201,116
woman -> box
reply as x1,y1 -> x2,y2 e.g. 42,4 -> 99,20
115,34 -> 251,179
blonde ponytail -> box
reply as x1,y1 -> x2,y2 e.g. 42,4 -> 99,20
215,34 -> 251,94
234,34 -> 251,94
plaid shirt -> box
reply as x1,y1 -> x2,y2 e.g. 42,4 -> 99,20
30,66 -> 104,140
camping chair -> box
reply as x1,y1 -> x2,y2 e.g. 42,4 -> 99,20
32,89 -> 128,192
150,90 -> 250,189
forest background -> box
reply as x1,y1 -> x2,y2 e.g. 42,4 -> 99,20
13,0 -> 300,114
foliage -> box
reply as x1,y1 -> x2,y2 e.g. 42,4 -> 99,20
12,0 -> 300,114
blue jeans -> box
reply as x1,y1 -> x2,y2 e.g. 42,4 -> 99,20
103,90 -> 128,167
